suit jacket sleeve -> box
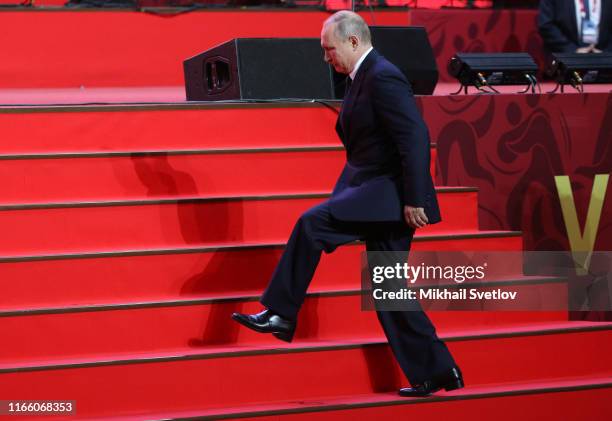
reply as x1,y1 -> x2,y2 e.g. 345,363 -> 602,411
538,0 -> 579,52
370,69 -> 430,208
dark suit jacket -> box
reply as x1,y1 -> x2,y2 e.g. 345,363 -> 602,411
329,49 -> 441,224
538,0 -> 612,52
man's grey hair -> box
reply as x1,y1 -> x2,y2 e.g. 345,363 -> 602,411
325,11 -> 372,45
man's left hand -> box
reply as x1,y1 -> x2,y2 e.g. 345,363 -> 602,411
404,206 -> 428,229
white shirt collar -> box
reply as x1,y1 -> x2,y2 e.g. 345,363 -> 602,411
349,46 -> 373,80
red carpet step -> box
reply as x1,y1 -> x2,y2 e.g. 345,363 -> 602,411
0,190 -> 477,256
0,147 -> 437,204
139,379 -> 612,421
0,105 -> 341,154
0,284 -> 568,363
0,324 -> 609,418
0,231 -> 521,310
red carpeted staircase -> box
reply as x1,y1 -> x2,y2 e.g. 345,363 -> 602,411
0,8 -> 611,421
1,101 -> 611,421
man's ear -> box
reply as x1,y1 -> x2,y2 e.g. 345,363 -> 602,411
349,35 -> 359,49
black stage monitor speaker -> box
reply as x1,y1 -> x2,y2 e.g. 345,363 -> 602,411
184,38 -> 335,101
368,26 -> 439,96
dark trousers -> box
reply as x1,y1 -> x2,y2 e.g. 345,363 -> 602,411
261,200 -> 457,385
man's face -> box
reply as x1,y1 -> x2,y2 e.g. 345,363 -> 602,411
321,23 -> 355,75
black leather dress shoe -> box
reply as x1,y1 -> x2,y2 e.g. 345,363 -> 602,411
231,309 -> 296,343
399,367 -> 464,397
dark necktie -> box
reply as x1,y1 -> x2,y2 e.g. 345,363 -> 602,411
345,77 -> 353,97
340,77 -> 353,133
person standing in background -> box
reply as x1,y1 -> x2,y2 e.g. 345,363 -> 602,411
539,0 -> 611,53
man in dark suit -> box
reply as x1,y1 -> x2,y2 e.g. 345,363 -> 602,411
539,0 -> 611,53
232,11 -> 463,397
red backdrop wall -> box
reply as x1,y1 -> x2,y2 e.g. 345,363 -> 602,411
422,92 -> 612,253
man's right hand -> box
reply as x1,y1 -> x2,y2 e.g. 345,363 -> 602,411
404,205 -> 428,229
